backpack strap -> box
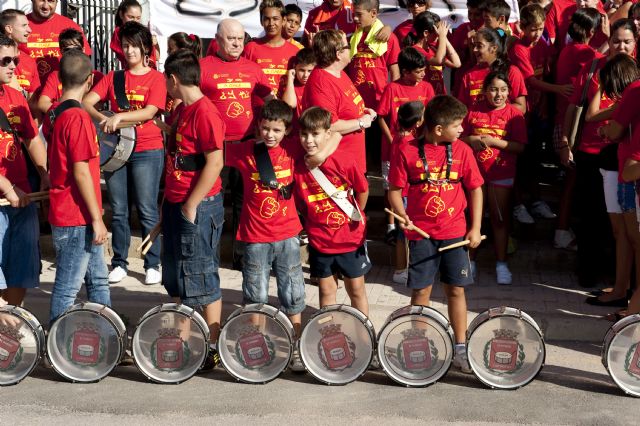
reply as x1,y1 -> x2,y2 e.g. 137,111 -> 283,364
48,99 -> 82,127
113,70 -> 131,111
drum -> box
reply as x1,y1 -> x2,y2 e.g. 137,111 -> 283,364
47,302 -> 127,383
602,314 -> 640,397
466,307 -> 545,390
132,303 -> 209,384
95,111 -> 136,173
218,303 -> 295,383
377,305 -> 454,387
0,306 -> 45,386
299,304 -> 375,385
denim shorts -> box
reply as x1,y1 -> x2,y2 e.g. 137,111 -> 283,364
407,237 -> 473,289
617,181 -> 636,213
162,193 -> 224,307
243,237 -> 305,315
0,204 -> 40,289
309,244 -> 372,279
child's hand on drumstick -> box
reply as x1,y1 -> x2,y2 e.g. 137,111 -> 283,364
465,228 -> 483,248
5,186 -> 31,208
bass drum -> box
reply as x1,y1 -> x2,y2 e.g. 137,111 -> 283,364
377,305 -> 454,387
95,110 -> 136,173
47,302 -> 127,383
602,314 -> 640,397
299,304 -> 375,385
0,306 -> 45,386
467,307 -> 545,389
218,303 -> 295,383
132,303 -> 209,384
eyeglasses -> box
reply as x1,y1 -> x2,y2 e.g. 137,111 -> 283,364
407,0 -> 428,6
0,56 -> 19,67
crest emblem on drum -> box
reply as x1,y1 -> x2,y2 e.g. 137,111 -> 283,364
397,328 -> 438,371
318,324 -> 356,371
0,325 -> 24,371
68,322 -> 105,366
483,329 -> 525,373
235,325 -> 275,369
151,328 -> 190,371
624,342 -> 640,378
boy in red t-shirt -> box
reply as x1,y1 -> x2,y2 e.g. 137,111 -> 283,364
0,9 -> 40,99
482,0 -> 519,48
283,3 -> 304,49
47,50 -> 110,322
304,0 -> 357,46
280,48 -> 316,120
163,50 -> 226,369
225,99 -> 306,372
294,107 -> 371,319
388,95 -> 484,373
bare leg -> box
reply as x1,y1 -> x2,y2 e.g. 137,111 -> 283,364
202,299 -> 222,344
597,213 -> 632,301
343,276 -> 369,316
443,283 -> 468,344
411,286 -> 433,307
288,313 -> 302,338
489,185 -> 512,262
318,275 -> 339,308
2,288 -> 26,306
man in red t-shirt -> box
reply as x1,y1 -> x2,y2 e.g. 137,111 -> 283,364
304,0 -> 357,47
47,50 -> 110,322
24,0 -> 92,80
0,9 -> 40,99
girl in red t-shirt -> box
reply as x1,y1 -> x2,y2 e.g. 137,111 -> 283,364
462,71 -> 527,285
110,0 -> 158,69
393,0 -> 431,45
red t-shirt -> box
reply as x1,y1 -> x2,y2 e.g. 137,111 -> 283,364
15,50 -> 40,95
277,81 -> 305,121
225,139 -> 302,243
47,106 -> 101,226
164,97 -> 225,203
110,26 -> 158,70
555,43 -> 601,124
463,102 -> 527,182
304,1 -> 356,36
450,21 -> 479,96
413,44 -> 447,95
393,19 -> 414,45
242,38 -> 300,96
388,138 -> 484,240
0,86 -> 38,194
302,68 -> 366,174
458,64 -> 527,110
545,2 -> 608,51
200,55 -> 272,141
612,80 -> 640,180
569,57 -> 611,155
377,80 -> 436,161
23,13 -> 92,79
391,133 -> 414,198
508,38 -> 553,111
346,31 -> 401,109
90,69 -> 166,152
294,155 -> 368,254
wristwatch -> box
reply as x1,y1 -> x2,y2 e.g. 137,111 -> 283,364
358,119 -> 365,130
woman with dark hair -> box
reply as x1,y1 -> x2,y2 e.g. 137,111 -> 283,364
83,21 -> 167,285
110,0 -> 157,68
167,32 -> 202,57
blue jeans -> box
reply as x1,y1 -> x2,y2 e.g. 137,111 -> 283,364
0,204 -> 40,289
50,225 -> 111,323
104,149 -> 163,271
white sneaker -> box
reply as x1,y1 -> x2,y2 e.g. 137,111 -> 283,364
145,268 -> 161,285
392,269 -> 408,285
452,350 -> 473,374
369,353 -> 381,370
470,260 -> 477,281
496,262 -> 512,285
554,229 -> 577,251
289,347 -> 305,373
513,204 -> 535,224
531,200 -> 557,219
108,266 -> 127,283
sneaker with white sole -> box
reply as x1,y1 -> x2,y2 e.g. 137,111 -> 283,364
108,266 -> 127,283
496,262 -> 512,285
452,350 -> 472,374
554,229 -> 577,251
369,353 -> 381,370
289,347 -> 305,373
531,200 -> 557,219
144,268 -> 161,285
392,269 -> 408,285
513,204 -> 535,224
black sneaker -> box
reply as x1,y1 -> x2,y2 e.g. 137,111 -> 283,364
199,345 -> 220,372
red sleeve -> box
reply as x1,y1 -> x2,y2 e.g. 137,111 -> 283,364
384,34 -> 401,66
377,84 -> 392,117
90,71 -> 113,102
15,96 -> 37,140
388,143 -> 408,188
460,143 -> 484,190
224,139 -> 249,168
507,108 -> 528,145
612,84 -> 640,127
508,66 -> 528,98
545,4 -> 558,40
41,72 -> 59,101
145,72 -> 168,111
461,111 -> 473,138
92,70 -> 105,86
68,114 -> 98,163
508,44 -> 534,80
303,75 -> 340,124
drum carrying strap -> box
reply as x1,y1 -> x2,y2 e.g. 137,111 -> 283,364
113,70 -> 131,111
48,99 -> 82,126
253,141 -> 293,199
0,105 -> 15,138
309,167 -> 362,221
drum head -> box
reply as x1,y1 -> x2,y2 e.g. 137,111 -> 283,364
377,312 -> 454,387
467,314 -> 545,389
132,307 -> 208,384
95,111 -> 118,168
0,307 -> 43,386
299,307 -> 374,385
605,316 -> 640,397
47,308 -> 124,382
219,308 -> 293,383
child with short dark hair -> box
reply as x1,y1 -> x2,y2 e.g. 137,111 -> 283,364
388,95 -> 484,373
283,3 -> 304,49
280,47 -> 316,118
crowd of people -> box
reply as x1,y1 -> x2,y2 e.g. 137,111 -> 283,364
1,0 -> 640,373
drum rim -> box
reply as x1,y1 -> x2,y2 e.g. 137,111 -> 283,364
299,304 -> 376,385
602,316 -> 640,397
467,313 -> 546,390
218,308 -> 294,384
0,306 -> 45,386
98,110 -> 137,172
376,310 -> 454,387
132,307 -> 209,384
46,306 -> 127,383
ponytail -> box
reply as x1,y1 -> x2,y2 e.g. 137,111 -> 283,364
406,11 -> 440,47
567,7 -> 601,44
476,27 -> 509,73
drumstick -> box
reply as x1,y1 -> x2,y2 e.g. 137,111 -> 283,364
384,208 -> 430,239
138,223 -> 162,256
438,235 -> 487,252
0,191 -> 49,206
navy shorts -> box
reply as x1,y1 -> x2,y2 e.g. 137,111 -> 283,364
407,237 -> 473,289
309,244 -> 372,279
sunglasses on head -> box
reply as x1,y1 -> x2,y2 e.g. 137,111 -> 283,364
407,0 -> 428,5
0,56 -> 19,67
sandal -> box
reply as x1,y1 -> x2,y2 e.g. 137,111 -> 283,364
604,310 -> 628,322
585,295 -> 628,307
